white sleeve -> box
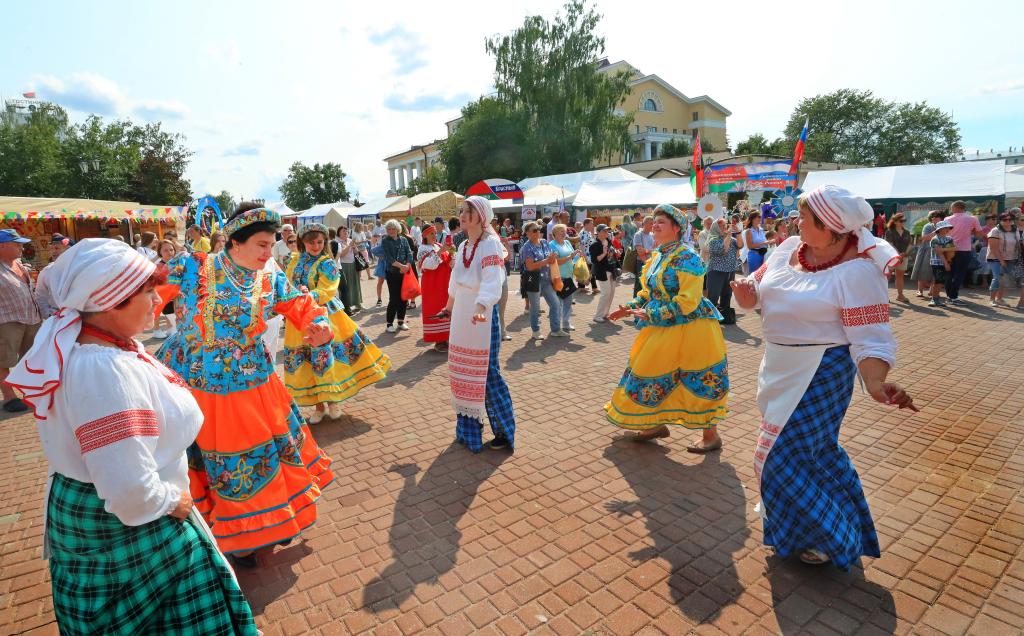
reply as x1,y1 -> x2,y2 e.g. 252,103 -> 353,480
34,265 -> 56,318
836,262 -> 897,369
474,239 -> 505,309
63,355 -> 181,526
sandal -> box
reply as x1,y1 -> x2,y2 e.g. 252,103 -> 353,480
799,548 -> 831,565
631,425 -> 669,442
686,438 -> 723,454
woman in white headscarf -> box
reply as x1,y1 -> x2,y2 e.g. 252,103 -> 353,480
6,239 -> 256,636
731,185 -> 916,570
432,196 -> 516,453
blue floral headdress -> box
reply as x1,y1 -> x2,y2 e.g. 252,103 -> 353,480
653,203 -> 688,229
223,208 -> 282,238
299,223 -> 329,239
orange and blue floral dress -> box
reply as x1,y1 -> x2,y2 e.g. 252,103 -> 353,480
156,251 -> 334,555
283,251 -> 390,406
604,240 -> 729,430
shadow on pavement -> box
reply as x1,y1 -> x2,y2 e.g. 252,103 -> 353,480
374,347 -> 448,389
722,322 -> 762,348
362,445 -> 509,612
764,554 -> 896,635
238,542 -> 311,615
602,442 -> 748,625
307,414 -> 373,446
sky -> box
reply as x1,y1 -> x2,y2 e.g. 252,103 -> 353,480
2,0 -> 1021,205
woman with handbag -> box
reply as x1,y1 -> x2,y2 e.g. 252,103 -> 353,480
381,220 -> 413,332
520,222 -> 561,339
284,223 -> 391,423
987,213 -> 1023,308
335,226 -> 363,313
590,224 -> 619,322
743,211 -> 770,273
910,211 -> 942,297
884,214 -> 912,303
706,218 -> 744,325
549,224 -> 581,335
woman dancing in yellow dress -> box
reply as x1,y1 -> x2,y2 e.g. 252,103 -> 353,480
606,204 -> 728,452
284,223 -> 391,423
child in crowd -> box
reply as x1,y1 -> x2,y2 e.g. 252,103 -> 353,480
929,221 -> 955,307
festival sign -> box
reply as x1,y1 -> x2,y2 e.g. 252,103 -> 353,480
1,206 -> 187,222
466,178 -> 524,202
703,161 -> 797,193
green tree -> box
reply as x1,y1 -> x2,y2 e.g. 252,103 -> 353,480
734,133 -> 789,157
659,138 -> 691,159
0,102 -> 70,197
875,101 -> 961,166
212,190 -> 237,214
278,161 -> 350,210
781,89 -> 888,165
401,164 -> 449,197
126,122 -> 192,204
439,98 -> 535,192
484,0 -> 633,174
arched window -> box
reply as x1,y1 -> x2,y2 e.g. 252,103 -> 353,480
643,98 -> 657,112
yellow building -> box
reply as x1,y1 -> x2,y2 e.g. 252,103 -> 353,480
383,59 -> 730,185
597,59 -> 730,164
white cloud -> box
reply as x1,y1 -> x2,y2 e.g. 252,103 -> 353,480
135,99 -> 190,121
979,80 -> 1024,95
34,72 -> 130,116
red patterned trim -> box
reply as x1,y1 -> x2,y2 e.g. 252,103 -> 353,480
76,409 -> 159,454
840,303 -> 890,327
448,344 -> 489,356
753,263 -> 768,284
481,255 -> 503,268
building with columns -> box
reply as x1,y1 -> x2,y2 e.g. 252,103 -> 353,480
384,59 -> 729,187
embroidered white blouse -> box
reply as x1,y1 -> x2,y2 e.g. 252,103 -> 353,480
748,237 -> 897,368
447,234 -> 506,310
38,343 -> 203,526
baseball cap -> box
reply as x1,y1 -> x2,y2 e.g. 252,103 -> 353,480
0,229 -> 31,244
595,224 -> 609,232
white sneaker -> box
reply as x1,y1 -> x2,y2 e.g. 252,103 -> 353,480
502,333 -> 512,341
386,325 -> 397,333
532,331 -> 545,340
327,403 -> 343,419
566,324 -> 576,331
398,322 -> 410,331
594,316 -> 605,323
307,410 -> 325,424
551,330 -> 569,337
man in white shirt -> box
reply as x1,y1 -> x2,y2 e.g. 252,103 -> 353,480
272,224 -> 295,268
632,216 -> 655,296
411,217 -> 423,246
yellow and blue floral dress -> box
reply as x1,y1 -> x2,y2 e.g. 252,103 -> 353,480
284,251 -> 391,406
605,240 -> 729,430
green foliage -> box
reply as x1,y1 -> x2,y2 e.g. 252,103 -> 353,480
212,190 -> 237,215
0,103 -> 193,204
440,98 -> 535,192
278,161 -> 350,210
779,89 -> 961,166
479,0 -> 633,176
401,164 -> 449,197
659,138 -> 691,159
734,133 -> 788,157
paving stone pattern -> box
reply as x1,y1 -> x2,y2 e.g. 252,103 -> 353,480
1,276 -> 1022,636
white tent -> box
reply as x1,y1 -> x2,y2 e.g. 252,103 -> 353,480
802,160 -> 1006,201
264,200 -> 298,218
1006,165 -> 1024,198
296,201 -> 356,229
517,167 -> 644,193
572,178 -> 697,208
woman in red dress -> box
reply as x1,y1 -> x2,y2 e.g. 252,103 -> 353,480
417,224 -> 454,352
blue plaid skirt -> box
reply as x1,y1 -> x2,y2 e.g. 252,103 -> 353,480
455,305 -> 516,452
760,346 -> 880,571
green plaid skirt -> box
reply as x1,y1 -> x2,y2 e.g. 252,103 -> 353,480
47,473 -> 257,636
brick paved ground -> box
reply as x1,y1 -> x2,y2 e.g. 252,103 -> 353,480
2,275 -> 1023,636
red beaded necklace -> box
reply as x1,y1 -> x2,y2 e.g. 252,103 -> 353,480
461,235 -> 483,268
797,234 -> 857,272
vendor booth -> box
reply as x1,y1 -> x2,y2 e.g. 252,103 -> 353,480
571,178 -> 697,225
802,160 -> 1007,225
0,196 -> 187,269
380,190 -> 464,222
295,202 -> 356,229
517,166 -> 644,193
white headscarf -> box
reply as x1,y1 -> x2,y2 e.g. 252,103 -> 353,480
803,185 -> 901,275
464,196 -> 508,259
7,239 -> 156,420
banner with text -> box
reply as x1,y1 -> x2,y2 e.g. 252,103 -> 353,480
703,161 -> 797,193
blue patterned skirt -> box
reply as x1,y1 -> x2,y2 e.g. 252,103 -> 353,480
760,346 -> 880,571
455,306 -> 516,452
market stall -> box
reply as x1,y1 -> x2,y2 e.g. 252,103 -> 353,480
379,190 -> 464,223
295,202 -> 356,229
0,196 -> 187,269
802,159 -> 1007,224
570,178 -> 697,225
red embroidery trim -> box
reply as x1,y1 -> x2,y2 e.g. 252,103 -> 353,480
753,263 -> 768,284
76,409 -> 159,454
840,303 -> 890,327
448,344 -> 489,356
481,255 -> 503,268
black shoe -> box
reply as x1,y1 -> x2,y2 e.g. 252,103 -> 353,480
376,299 -> 382,307
2,398 -> 28,413
229,552 -> 259,568
487,437 -> 509,450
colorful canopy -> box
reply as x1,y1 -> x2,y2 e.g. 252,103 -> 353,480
0,197 -> 186,222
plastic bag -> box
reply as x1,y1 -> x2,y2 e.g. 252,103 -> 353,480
550,262 -> 563,292
621,247 -> 637,274
401,268 -> 421,300
573,257 -> 590,283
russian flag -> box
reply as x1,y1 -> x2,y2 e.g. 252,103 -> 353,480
788,116 -> 808,176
